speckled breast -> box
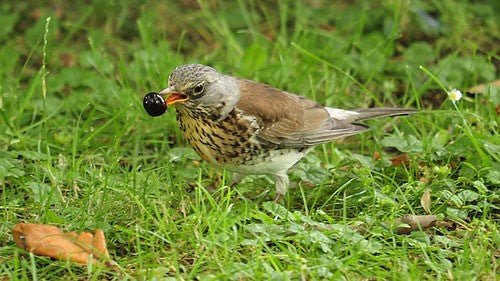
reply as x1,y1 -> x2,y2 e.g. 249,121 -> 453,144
176,107 -> 266,166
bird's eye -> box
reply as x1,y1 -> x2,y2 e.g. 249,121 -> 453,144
192,84 -> 205,97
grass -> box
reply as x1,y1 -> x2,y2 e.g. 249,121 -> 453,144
0,0 -> 498,279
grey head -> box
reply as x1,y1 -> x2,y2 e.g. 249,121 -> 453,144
160,64 -> 240,118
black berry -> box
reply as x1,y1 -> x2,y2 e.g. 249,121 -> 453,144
143,92 -> 167,117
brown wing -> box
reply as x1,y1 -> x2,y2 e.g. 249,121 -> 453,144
235,79 -> 367,148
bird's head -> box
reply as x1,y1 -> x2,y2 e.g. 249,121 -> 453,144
159,64 -> 240,118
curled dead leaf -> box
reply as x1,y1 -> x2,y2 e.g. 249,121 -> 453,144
466,79 -> 500,94
420,188 -> 432,214
419,177 -> 429,184
12,223 -> 114,266
353,215 -> 448,235
395,214 -> 437,234
390,154 -> 410,166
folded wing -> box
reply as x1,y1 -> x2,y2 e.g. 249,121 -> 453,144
236,79 -> 399,148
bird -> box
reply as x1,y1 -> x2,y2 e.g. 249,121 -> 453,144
148,64 -> 415,202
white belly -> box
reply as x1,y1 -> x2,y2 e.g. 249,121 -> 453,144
224,148 -> 314,175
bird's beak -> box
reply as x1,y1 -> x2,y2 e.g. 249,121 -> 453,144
159,86 -> 189,106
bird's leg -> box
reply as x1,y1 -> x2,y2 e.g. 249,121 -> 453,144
229,172 -> 246,187
273,172 -> 290,202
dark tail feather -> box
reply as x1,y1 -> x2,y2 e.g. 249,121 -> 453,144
352,108 -> 418,121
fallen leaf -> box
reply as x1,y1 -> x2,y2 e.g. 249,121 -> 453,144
420,188 -> 432,214
354,215 -> 447,235
466,79 -> 500,94
394,214 -> 437,234
390,153 -> 410,166
419,177 -> 429,184
12,223 -> 114,266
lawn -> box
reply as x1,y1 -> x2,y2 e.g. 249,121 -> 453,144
0,1 -> 498,280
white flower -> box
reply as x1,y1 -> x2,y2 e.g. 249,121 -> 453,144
447,89 -> 462,102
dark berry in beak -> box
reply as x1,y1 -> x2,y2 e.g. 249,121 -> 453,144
143,92 -> 167,117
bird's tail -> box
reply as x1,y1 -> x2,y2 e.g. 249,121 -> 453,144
326,107 -> 417,122
351,108 -> 418,121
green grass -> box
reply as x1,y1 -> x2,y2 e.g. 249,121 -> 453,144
0,0 -> 498,279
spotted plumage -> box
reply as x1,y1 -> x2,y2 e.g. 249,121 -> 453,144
157,64 -> 416,201
176,107 -> 261,165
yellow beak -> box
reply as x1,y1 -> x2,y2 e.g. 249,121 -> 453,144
159,86 -> 189,105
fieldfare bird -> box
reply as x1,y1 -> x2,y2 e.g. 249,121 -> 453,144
145,64 -> 415,201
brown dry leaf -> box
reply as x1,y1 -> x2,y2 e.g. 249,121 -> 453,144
394,214 -> 437,234
390,153 -> 410,166
420,188 -> 432,214
419,177 -> 429,184
12,223 -> 113,266
353,215 -> 447,235
466,79 -> 500,94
